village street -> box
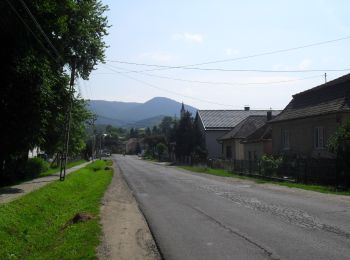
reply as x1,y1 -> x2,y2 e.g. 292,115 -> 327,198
115,155 -> 350,260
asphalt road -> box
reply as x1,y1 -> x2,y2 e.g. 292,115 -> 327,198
114,155 -> 350,260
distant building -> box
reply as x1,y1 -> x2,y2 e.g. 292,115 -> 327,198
270,73 -> 350,159
195,107 -> 281,158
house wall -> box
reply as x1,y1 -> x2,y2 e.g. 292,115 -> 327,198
222,139 -> 235,159
206,130 -> 228,158
222,139 -> 245,160
271,112 -> 350,158
243,140 -> 272,161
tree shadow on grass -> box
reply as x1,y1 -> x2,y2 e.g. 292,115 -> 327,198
0,187 -> 24,195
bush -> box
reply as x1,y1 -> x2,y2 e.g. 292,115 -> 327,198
25,157 -> 49,177
260,155 -> 282,176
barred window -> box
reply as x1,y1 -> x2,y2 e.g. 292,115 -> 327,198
314,127 -> 325,149
281,129 -> 290,150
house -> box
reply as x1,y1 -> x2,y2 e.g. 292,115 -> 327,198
217,113 -> 272,160
195,107 -> 280,158
241,122 -> 273,161
269,73 -> 350,159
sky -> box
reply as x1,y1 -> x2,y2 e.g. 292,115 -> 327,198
80,0 -> 350,110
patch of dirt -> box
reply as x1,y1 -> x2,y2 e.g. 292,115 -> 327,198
97,162 -> 161,260
61,212 -> 95,230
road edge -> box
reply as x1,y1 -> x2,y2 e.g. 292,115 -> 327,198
117,162 -> 165,260
97,158 -> 162,260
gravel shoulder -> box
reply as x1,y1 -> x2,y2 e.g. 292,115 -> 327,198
97,159 -> 161,260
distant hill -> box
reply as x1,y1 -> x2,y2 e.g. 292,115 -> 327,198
88,97 -> 197,128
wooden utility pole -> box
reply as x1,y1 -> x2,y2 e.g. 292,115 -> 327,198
91,117 -> 96,161
60,56 -> 76,181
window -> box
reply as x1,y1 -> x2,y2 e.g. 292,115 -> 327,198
314,127 -> 325,149
281,129 -> 290,150
226,145 -> 232,159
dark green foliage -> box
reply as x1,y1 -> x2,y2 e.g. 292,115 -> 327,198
156,143 -> 168,160
175,112 -> 195,158
25,158 -> 50,178
328,119 -> 350,185
0,0 -> 109,182
260,155 -> 282,176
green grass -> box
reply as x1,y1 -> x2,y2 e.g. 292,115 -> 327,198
39,159 -> 87,177
178,165 -> 350,196
0,160 -> 113,259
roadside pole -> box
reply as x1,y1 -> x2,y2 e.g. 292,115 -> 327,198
59,56 -> 76,181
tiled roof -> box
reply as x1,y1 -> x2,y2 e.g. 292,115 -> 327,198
244,123 -> 272,143
217,115 -> 268,140
271,73 -> 350,123
197,110 -> 281,130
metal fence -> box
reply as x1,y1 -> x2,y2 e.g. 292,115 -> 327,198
194,158 -> 344,187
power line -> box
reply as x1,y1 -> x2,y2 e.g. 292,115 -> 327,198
5,0 -> 59,63
18,0 -> 63,63
107,35 -> 350,73
102,65 -> 281,110
106,60 -> 350,73
104,64 -> 323,86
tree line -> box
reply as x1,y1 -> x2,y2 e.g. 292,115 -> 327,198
125,112 -> 207,162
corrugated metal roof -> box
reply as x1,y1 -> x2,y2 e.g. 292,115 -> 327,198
197,110 -> 281,129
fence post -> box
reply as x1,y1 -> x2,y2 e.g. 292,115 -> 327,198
304,160 -> 308,184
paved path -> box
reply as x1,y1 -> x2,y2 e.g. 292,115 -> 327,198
117,155 -> 350,260
0,161 -> 91,204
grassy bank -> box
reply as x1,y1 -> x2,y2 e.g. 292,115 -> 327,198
39,159 -> 87,177
178,165 -> 350,196
0,160 -> 113,259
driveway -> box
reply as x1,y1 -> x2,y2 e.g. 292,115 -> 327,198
115,155 -> 350,260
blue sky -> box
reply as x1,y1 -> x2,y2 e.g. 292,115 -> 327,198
80,0 -> 350,110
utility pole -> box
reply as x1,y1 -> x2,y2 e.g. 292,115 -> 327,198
99,134 -> 102,160
324,73 -> 327,83
59,56 -> 76,181
91,117 -> 96,161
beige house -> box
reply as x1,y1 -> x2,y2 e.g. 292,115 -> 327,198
242,123 -> 273,161
218,114 -> 274,160
270,73 -> 350,159
196,108 -> 280,158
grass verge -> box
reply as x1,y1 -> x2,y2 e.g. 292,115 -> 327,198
39,159 -> 87,177
178,165 -> 350,196
0,160 -> 113,259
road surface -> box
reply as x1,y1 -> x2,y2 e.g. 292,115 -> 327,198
114,155 -> 350,260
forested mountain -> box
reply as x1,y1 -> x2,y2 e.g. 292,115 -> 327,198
88,97 -> 197,127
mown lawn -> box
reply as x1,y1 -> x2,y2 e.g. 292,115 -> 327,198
0,160 -> 113,259
39,159 -> 87,177
178,165 -> 350,196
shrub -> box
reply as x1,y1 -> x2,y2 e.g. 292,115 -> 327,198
260,155 -> 282,176
25,157 -> 50,177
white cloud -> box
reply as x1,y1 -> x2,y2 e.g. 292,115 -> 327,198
139,51 -> 173,62
225,48 -> 240,56
298,59 -> 312,70
172,32 -> 204,43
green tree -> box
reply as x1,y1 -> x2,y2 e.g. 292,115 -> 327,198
0,0 -> 109,181
175,112 -> 195,159
328,120 -> 350,186
156,143 -> 167,161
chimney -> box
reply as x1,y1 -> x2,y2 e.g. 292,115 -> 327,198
244,105 -> 250,111
267,110 -> 272,121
